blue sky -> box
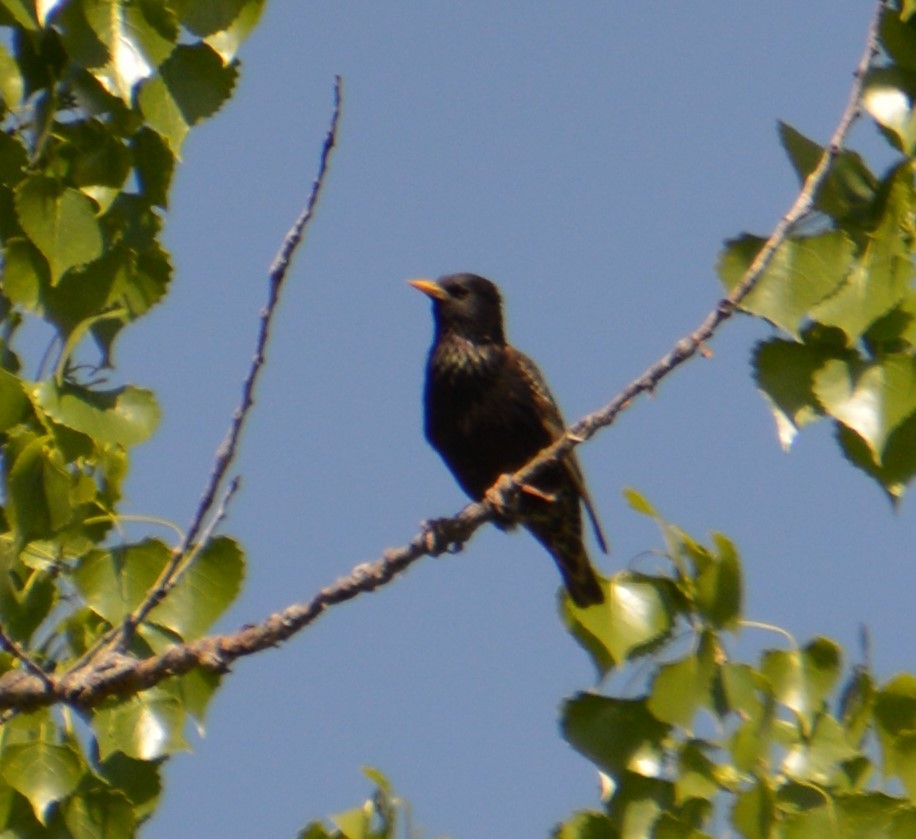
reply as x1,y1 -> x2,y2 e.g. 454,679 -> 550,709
117,4 -> 912,837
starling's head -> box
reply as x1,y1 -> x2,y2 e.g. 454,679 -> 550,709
409,273 -> 506,345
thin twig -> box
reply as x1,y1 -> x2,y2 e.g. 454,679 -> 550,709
120,77 -> 342,644
86,78 -> 341,658
0,626 -> 52,690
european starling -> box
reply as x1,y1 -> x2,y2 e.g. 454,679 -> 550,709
410,273 -> 607,607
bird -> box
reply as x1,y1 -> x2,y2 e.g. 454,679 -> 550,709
409,272 -> 607,607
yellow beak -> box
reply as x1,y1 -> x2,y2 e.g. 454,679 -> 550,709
408,278 -> 449,300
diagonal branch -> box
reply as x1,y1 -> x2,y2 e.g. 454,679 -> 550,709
0,3 -> 887,712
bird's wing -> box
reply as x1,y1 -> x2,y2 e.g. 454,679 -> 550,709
512,350 -> 609,554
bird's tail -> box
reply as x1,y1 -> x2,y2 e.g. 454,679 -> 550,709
525,519 -> 605,607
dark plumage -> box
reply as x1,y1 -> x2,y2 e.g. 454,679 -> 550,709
410,273 -> 607,607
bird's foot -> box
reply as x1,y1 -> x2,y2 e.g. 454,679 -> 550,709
484,473 -> 520,519
420,518 -> 463,556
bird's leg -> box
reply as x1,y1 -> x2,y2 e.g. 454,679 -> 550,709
518,483 -> 556,504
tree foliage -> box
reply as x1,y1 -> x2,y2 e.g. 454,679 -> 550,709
0,0 -> 262,833
0,0 -> 913,837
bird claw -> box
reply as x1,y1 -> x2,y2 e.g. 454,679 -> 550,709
484,474 -> 519,518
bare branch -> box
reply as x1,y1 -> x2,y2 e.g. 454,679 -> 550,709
115,77 -> 344,648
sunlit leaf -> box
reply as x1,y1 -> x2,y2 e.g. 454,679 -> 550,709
0,43 -> 24,110
565,573 -> 674,674
782,715 -> 860,786
14,176 -> 102,284
863,68 -> 916,154
813,356 -> 916,461
0,740 -> 83,823
561,694 -> 670,779
173,0 -> 249,36
836,413 -> 916,502
752,339 -> 838,449
82,0 -> 178,101
205,0 -> 266,62
93,689 -> 189,761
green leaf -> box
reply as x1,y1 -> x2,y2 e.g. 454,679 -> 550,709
881,7 -> 916,73
1,242 -> 42,312
205,0 -> 266,62
92,689 -> 189,761
752,339 -> 841,450
839,667 -> 877,748
0,741 -> 84,824
130,127 -> 174,208
14,176 -> 103,284
552,810 -> 617,839
98,752 -> 162,821
730,777 -> 775,839
7,434 -> 73,543
139,44 -> 238,153
718,232 -> 852,339
813,356 -> 916,462
0,43 -> 24,112
875,675 -> 916,777
173,0 -> 250,36
172,669 -> 222,726
778,122 -> 877,224
889,732 -> 916,799
147,536 -> 245,639
648,633 -> 717,726
694,533 -> 742,629
714,662 -> 764,722
0,368 -> 28,432
623,487 -> 658,518
33,380 -> 161,447
675,740 -> 728,806
836,412 -> 916,502
74,539 -> 171,625
810,165 -> 914,340
566,574 -> 674,673
781,715 -> 860,786
761,638 -> 841,733
82,0 -> 178,101
61,787 -> 136,839
561,694 -> 670,779
0,564 -> 55,644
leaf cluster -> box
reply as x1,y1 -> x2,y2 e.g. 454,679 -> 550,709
717,4 -> 916,501
551,490 -> 916,838
0,1 -> 263,833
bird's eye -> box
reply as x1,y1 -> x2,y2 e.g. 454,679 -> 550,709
450,286 -> 469,300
